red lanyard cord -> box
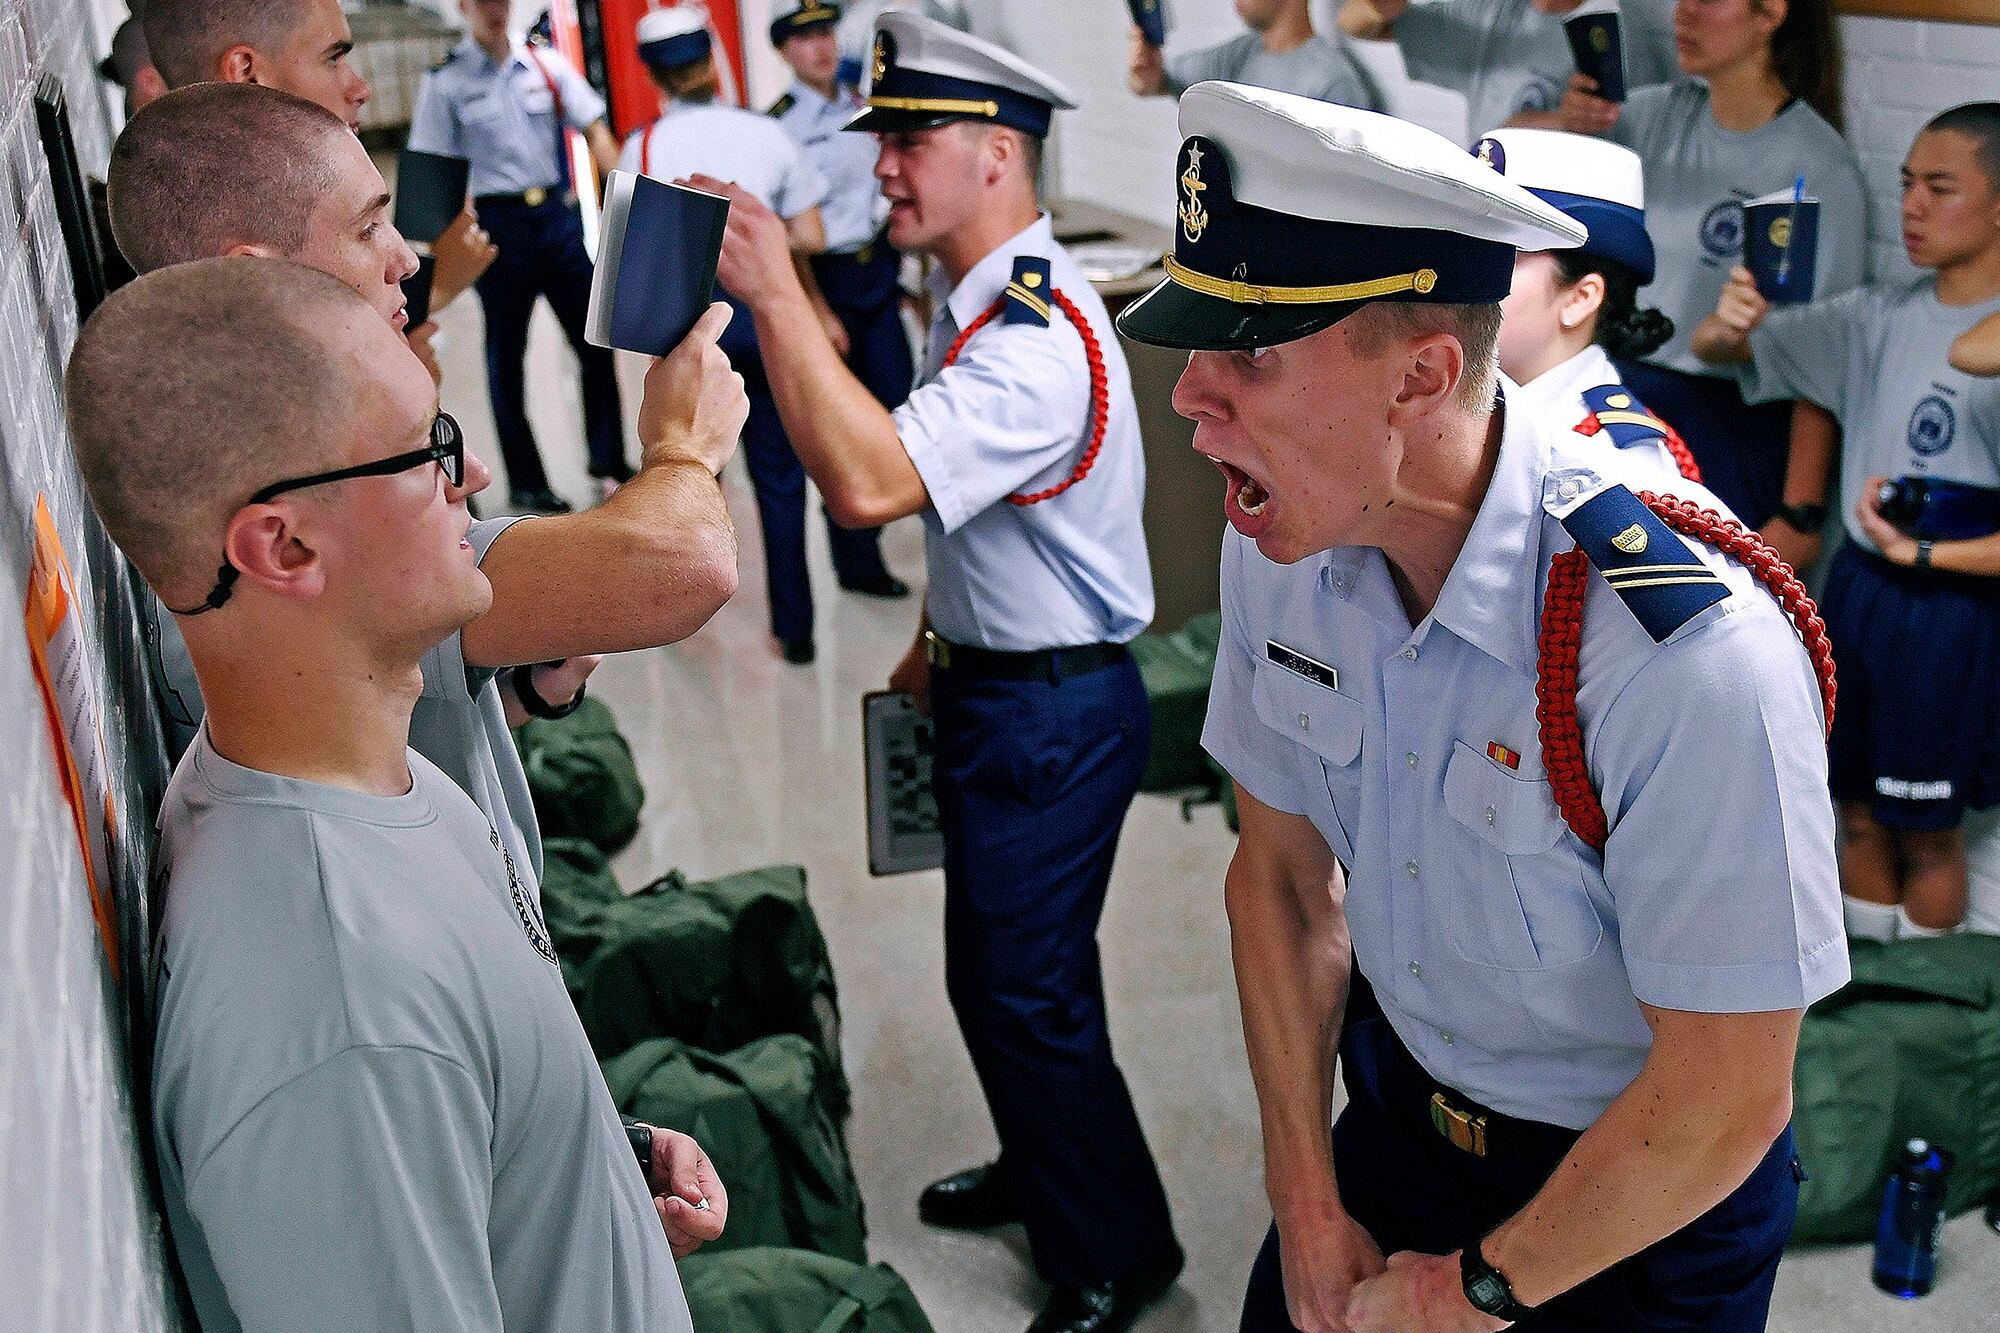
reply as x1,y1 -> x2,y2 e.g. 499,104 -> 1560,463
938,287 -> 1110,507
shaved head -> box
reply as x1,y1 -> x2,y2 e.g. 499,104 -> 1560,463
144,0 -> 298,88
109,83 -> 346,273
65,258 -> 378,604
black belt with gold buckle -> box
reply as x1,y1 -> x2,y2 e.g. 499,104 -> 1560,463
473,185 -> 572,209
924,631 -> 1126,682
1429,1091 -> 1490,1157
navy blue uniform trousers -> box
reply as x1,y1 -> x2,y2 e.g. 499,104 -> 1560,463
1241,1009 -> 1800,1331
473,196 -> 626,490
932,652 -> 1179,1285
722,278 -> 893,644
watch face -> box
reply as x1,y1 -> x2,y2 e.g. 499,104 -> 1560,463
1468,1272 -> 1511,1312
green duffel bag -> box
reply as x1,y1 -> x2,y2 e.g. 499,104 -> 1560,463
568,864 -> 847,1113
537,837 -> 624,992
1790,933 -> 2000,1242
679,1248 -> 934,1333
1132,611 -> 1223,792
512,695 -> 646,854
602,1036 -> 868,1264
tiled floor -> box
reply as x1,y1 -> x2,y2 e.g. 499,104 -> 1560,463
427,279 -> 2000,1331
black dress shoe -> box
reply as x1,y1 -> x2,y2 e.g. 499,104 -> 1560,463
918,1161 -> 1021,1230
838,572 -> 911,599
1026,1247 -> 1184,1333
509,486 -> 572,514
780,637 -> 816,665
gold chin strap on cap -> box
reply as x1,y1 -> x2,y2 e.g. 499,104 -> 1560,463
866,94 -> 1001,118
1162,254 -> 1438,305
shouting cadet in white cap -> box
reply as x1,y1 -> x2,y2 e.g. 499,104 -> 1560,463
1119,83 -> 1842,1333
691,14 -> 1182,1333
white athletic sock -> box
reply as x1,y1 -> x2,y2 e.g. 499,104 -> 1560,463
1843,895 -> 1898,942
1895,904 -> 1960,940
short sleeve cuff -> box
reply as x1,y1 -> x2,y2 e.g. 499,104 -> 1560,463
896,406 -> 971,534
1201,733 -> 1309,818
1626,930 -> 1850,1013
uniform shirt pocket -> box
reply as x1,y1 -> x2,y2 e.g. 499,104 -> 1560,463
1251,661 -> 1364,861
1441,741 -> 1604,971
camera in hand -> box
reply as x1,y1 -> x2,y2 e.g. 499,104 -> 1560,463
1876,475 -> 2000,541
1876,477 -> 1929,533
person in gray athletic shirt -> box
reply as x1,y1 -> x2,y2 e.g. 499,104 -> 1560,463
1576,0 -> 1863,540
65,257 -> 729,1331
107,83 -> 746,887
1131,0 -> 1381,110
1694,104 -> 2000,943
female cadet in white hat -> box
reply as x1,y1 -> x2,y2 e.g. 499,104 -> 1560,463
1477,127 -> 1695,493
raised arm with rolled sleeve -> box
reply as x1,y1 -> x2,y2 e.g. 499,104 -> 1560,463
172,1044 -> 502,1332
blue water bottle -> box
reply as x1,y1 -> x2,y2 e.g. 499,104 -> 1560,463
1873,1138 -> 1948,1298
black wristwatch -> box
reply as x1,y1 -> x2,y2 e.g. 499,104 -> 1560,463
1915,539 -> 1936,570
1774,501 -> 1828,532
1461,1240 -> 1534,1324
511,661 -> 586,720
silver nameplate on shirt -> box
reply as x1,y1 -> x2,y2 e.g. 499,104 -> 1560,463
1267,641 -> 1338,692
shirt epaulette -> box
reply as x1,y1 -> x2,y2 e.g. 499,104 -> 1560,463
766,92 -> 796,118
1576,385 -> 1671,452
1002,257 -> 1052,326
1555,482 -> 1728,643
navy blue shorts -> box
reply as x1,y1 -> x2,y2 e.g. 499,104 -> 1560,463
1614,359 -> 1792,529
1240,1013 -> 1800,1332
1823,543 -> 2000,830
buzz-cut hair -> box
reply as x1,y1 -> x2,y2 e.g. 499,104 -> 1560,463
1343,302 -> 1505,411
1925,103 -> 2000,193
108,83 -> 348,274
143,0 -> 301,89
64,258 -> 375,604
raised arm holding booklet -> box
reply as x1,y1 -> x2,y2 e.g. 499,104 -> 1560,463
393,149 -> 469,330
1743,182 -> 1819,304
1563,0 -> 1626,103
585,169 -> 731,356
1128,0 -> 1167,48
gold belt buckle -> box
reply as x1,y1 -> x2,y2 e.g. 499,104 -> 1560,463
523,185 -> 548,207
856,242 -> 874,265
923,630 -> 951,670
1430,1092 -> 1489,1157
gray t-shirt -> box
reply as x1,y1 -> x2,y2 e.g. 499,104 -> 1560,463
1612,82 -> 1867,377
1619,0 -> 1681,91
151,732 -> 691,1333
1166,31 -> 1382,110
1744,277 -> 2000,553
1395,0 -> 1572,144
144,515 -> 542,880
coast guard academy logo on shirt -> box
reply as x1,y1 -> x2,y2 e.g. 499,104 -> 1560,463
1909,393 -> 1957,457
1179,140 -> 1211,243
1700,200 -> 1745,259
493,827 -> 558,967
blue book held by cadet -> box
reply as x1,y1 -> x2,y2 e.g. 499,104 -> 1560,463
585,170 -> 731,357
392,148 -> 470,246
1562,0 -> 1626,103
1742,187 -> 1819,304
1128,0 -> 1167,47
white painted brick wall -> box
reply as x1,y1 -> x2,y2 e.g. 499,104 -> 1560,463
0,1 -> 180,1328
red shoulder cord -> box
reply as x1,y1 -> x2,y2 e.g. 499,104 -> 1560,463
1574,412 -> 1704,484
937,289 -> 1110,506
1535,492 -> 1837,852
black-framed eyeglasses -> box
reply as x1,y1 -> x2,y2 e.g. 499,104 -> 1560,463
168,412 -> 466,616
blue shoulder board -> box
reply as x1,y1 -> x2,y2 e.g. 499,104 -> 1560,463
1578,385 -> 1670,452
1003,257 -> 1053,326
1560,485 -> 1728,643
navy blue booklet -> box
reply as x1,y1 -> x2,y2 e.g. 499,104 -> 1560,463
1563,0 -> 1626,103
585,170 -> 731,356
1743,188 -> 1819,304
393,148 -> 470,245
1129,0 -> 1167,47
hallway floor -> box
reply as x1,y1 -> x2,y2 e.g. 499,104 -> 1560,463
427,283 -> 1999,1332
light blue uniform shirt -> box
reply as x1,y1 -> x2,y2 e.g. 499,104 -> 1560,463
770,80 -> 887,253
408,38 -> 607,197
1516,343 -> 1692,495
1202,384 -> 1845,1130
898,214 -> 1154,651
617,99 -> 828,219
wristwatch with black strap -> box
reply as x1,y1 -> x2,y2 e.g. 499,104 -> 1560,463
1461,1240 -> 1534,1324
511,660 -> 586,720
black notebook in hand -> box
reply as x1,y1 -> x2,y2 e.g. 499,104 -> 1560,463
1128,0 -> 1166,47
393,148 -> 470,246
585,169 -> 731,357
1563,0 -> 1627,103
